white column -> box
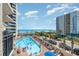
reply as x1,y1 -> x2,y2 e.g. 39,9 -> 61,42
16,3 -> 18,39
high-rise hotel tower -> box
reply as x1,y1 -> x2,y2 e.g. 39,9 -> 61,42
56,11 -> 79,35
0,3 -> 16,56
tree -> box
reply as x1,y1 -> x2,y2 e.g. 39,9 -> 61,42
69,34 -> 75,54
63,37 -> 66,44
61,34 -> 66,44
56,30 -> 63,38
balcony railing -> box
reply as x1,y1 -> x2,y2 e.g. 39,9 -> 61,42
10,3 -> 16,9
4,22 -> 16,27
8,14 -> 16,21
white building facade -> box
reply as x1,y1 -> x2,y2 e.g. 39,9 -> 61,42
56,11 -> 79,35
0,3 -> 16,56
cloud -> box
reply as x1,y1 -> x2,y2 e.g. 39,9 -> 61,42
73,8 -> 79,11
25,10 -> 38,17
24,10 -> 39,20
63,7 -> 79,14
46,5 -> 51,9
63,12 -> 69,14
46,3 -> 78,16
47,7 -> 64,15
47,9 -> 55,15
60,3 -> 70,8
58,3 -> 74,8
58,3 -> 78,11
46,4 -> 71,16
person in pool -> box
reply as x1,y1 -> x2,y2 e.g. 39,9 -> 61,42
21,47 -> 26,54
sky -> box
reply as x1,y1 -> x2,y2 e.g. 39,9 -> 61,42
18,3 -> 79,30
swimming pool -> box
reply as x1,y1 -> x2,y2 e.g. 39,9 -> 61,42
16,36 -> 41,56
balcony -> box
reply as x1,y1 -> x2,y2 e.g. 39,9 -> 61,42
4,22 -> 16,27
6,26 -> 16,30
13,10 -> 16,14
3,3 -> 13,15
8,14 -> 16,21
10,3 -> 16,9
3,15 -> 14,22
3,22 -> 8,27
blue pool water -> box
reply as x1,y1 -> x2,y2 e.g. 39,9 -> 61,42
44,51 -> 58,56
16,36 -> 41,56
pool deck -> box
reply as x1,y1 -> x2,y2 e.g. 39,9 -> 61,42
36,42 -> 48,56
32,35 -> 74,56
16,48 -> 29,56
32,35 -> 54,56
15,35 -> 50,56
37,43 -> 52,56
15,35 -> 74,56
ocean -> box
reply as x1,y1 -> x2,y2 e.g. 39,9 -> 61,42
18,29 -> 55,33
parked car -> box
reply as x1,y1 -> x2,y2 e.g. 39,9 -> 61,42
73,48 -> 79,55
48,40 -> 57,45
59,43 -> 65,48
59,43 -> 71,51
65,45 -> 71,51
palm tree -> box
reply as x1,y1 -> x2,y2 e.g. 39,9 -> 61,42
63,36 -> 66,44
71,38 -> 74,49
70,37 -> 74,54
60,33 -> 65,43
69,34 -> 75,54
70,33 -> 75,50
